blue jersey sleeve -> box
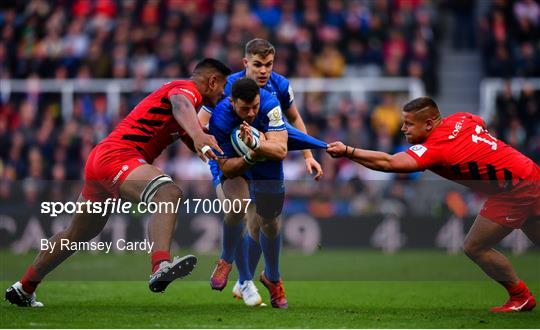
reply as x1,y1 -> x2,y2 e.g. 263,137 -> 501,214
260,90 -> 286,133
208,102 -> 237,158
272,73 -> 294,112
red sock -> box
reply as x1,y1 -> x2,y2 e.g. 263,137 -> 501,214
503,280 -> 529,297
151,250 -> 171,273
20,266 -> 42,294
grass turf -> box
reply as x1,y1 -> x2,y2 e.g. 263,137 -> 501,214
1,249 -> 539,328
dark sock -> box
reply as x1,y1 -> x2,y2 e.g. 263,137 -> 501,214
234,234 -> 251,283
220,222 -> 244,264
259,231 -> 281,282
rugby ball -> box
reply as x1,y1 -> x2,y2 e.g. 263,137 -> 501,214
230,126 -> 263,158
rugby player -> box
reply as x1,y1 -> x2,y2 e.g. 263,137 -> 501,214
327,97 -> 538,313
5,58 -> 231,307
199,39 -> 323,305
208,77 -> 290,308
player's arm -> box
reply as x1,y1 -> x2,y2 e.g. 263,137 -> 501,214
217,156 -> 253,178
170,94 -> 222,160
327,141 -> 420,173
240,121 -> 287,161
197,106 -> 212,127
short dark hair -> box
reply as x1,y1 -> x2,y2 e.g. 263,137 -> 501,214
403,96 -> 438,113
192,58 -> 232,77
231,78 -> 260,102
245,39 -> 275,58
403,96 -> 441,119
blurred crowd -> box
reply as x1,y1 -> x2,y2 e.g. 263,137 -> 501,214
481,0 -> 540,163
481,0 -> 540,77
493,81 -> 540,162
0,0 -> 440,88
0,0 -> 537,219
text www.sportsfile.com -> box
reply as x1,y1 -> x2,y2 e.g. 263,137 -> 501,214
40,198 -> 252,217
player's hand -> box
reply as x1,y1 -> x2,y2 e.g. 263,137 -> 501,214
326,141 -> 347,158
305,157 -> 323,180
240,121 -> 256,149
192,131 -> 223,161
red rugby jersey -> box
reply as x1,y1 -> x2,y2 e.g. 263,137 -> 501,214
405,112 -> 536,193
102,80 -> 202,163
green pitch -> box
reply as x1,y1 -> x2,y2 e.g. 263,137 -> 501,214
1,249 -> 539,328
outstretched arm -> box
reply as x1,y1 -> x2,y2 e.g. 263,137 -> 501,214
327,141 -> 421,173
170,94 -> 223,160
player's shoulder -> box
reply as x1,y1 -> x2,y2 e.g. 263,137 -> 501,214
164,79 -> 196,88
227,70 -> 246,84
164,80 -> 200,97
259,89 -> 280,110
269,72 -> 290,90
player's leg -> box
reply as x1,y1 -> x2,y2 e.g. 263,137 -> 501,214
245,204 -> 263,278
5,195 -> 109,307
210,177 -> 250,290
234,203 -> 260,284
119,164 -> 197,293
463,214 -> 536,312
255,189 -> 288,309
232,203 -> 264,306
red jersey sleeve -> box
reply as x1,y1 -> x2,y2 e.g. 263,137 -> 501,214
405,142 -> 446,170
166,83 -> 202,109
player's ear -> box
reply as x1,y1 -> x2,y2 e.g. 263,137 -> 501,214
242,58 -> 248,68
425,118 -> 434,131
208,74 -> 218,89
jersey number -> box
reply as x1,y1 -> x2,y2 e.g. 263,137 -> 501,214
471,125 -> 497,151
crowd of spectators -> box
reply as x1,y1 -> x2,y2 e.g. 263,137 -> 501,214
0,0 -> 439,207
0,0 -> 537,219
482,0 -> 540,164
0,0 -> 440,88
481,0 -> 540,77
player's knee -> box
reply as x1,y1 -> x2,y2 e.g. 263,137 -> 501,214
140,174 -> 179,204
247,220 -> 260,239
151,183 -> 183,205
260,218 -> 281,238
463,238 -> 483,259
223,211 -> 245,226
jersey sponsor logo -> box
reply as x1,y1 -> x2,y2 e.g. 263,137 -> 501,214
448,119 -> 464,139
267,106 -> 285,127
112,165 -> 130,185
177,88 -> 198,103
505,216 -> 519,222
409,144 -> 427,157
